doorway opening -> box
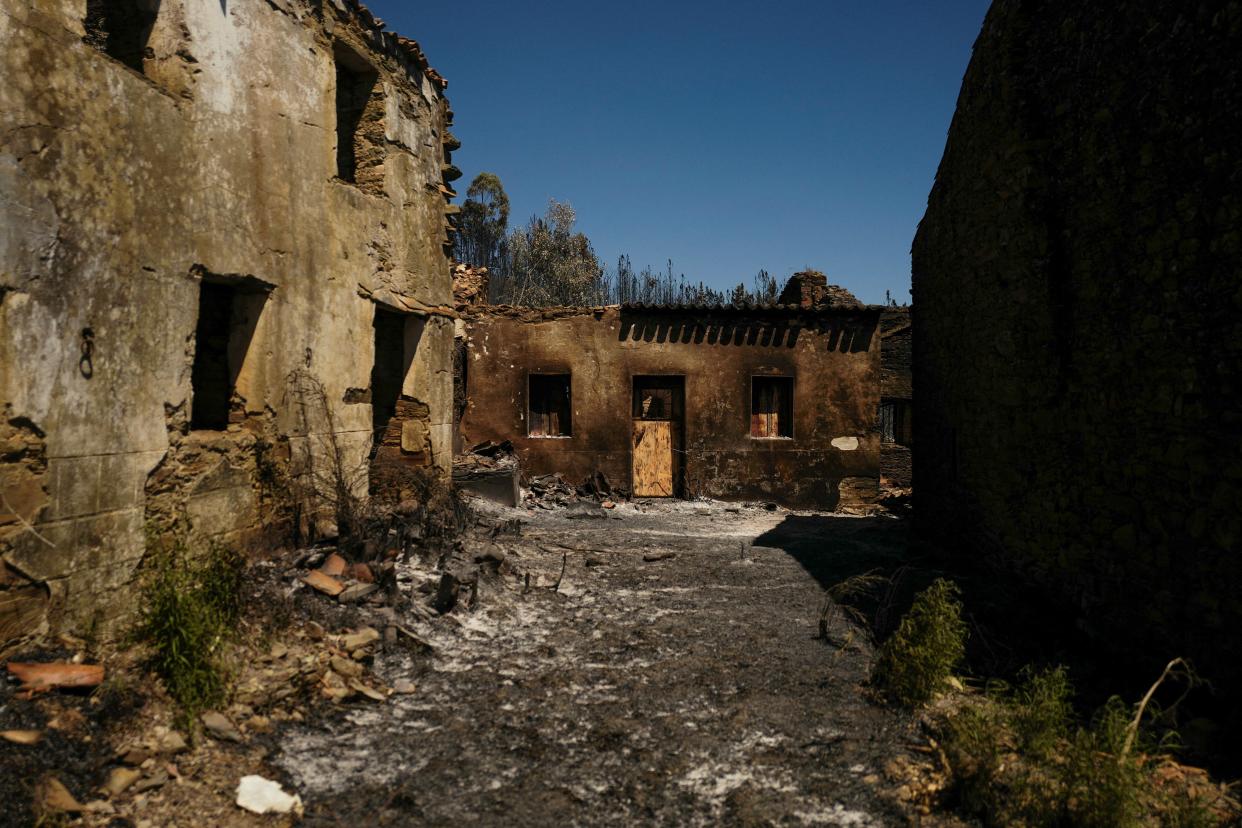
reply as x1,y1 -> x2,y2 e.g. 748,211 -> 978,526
370,308 -> 405,451
631,376 -> 685,498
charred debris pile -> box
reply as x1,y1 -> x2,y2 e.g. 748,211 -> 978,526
453,440 -> 624,511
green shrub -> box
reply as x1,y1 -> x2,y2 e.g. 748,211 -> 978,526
1011,666 -> 1073,760
937,666 -> 1232,827
1062,696 -> 1147,828
941,694 -> 1011,818
135,530 -> 244,725
871,578 -> 967,707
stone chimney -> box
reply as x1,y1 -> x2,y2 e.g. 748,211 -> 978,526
777,270 -> 861,309
452,262 -> 490,309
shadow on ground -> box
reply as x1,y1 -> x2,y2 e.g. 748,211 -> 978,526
752,515 -> 913,593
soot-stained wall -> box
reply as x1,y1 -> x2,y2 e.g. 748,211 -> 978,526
458,306 -> 882,510
913,1 -> 1242,697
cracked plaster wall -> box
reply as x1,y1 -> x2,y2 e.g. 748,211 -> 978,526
0,0 -> 455,645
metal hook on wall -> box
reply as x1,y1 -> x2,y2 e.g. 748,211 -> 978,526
79,327 -> 95,379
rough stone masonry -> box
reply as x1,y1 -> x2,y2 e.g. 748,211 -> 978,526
913,1 -> 1242,705
0,0 -> 457,650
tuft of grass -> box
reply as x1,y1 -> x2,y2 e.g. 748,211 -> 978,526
135,528 -> 244,726
1011,665 -> 1073,760
871,578 -> 967,707
1062,695 -> 1147,828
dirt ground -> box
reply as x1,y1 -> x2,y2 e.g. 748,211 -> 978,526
2,499 -> 959,827
275,500 -> 946,826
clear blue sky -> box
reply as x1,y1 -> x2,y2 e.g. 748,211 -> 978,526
369,1 -> 991,305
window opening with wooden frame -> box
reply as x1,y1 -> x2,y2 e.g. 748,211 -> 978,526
879,398 -> 913,446
751,376 -> 794,439
528,374 -> 572,437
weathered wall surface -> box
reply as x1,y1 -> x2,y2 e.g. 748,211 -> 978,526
913,2 -> 1242,694
0,0 -> 455,646
459,306 -> 881,510
880,309 -> 912,487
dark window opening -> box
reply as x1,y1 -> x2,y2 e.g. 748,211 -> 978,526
334,43 -> 382,187
529,374 -> 572,437
879,399 -> 913,446
84,0 -> 157,74
751,376 -> 793,438
371,309 -> 405,443
633,377 -> 683,422
190,282 -> 236,431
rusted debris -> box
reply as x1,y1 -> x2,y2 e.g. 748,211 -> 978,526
6,661 -> 104,696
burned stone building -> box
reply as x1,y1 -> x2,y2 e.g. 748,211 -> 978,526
455,273 -> 884,511
913,1 -> 1242,698
1,0 -> 456,649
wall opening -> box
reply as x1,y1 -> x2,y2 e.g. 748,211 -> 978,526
371,308 -> 406,444
528,374 -> 572,437
84,0 -> 158,74
631,376 -> 685,498
333,43 -> 383,191
452,337 -> 468,454
190,277 -> 267,431
190,283 -> 236,430
879,398 -> 913,446
751,376 -> 794,439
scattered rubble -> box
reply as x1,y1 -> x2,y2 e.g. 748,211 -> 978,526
200,712 -> 244,743
35,775 -> 83,815
454,441 -> 521,506
0,490 -> 1232,826
6,661 -> 104,697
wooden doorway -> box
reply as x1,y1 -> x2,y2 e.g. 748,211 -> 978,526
631,376 -> 684,498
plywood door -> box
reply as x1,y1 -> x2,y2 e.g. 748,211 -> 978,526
632,420 -> 674,497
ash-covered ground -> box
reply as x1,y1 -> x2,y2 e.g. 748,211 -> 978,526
276,500 -> 942,826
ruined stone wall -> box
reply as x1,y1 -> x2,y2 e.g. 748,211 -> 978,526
0,0 -> 456,647
458,306 -> 881,510
913,2 -> 1242,693
880,309 -> 912,487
